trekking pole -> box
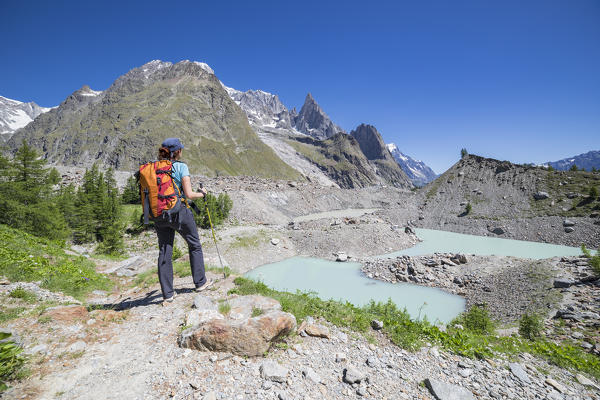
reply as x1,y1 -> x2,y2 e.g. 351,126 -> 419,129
198,185 -> 228,281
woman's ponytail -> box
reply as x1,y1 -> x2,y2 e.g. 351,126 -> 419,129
158,147 -> 171,160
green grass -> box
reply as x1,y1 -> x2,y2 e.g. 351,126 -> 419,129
251,307 -> 264,317
229,230 -> 268,249
0,306 -> 27,324
134,269 -> 159,288
206,265 -> 231,278
0,225 -> 112,300
173,261 -> 191,277
218,301 -> 231,315
9,288 -> 37,303
231,277 -> 600,379
0,332 -> 26,392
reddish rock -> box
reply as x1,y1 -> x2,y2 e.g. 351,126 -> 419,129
178,295 -> 296,357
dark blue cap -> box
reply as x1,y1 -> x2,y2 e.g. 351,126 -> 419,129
162,138 -> 184,152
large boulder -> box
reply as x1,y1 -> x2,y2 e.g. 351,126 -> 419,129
533,192 -> 550,200
178,295 -> 296,357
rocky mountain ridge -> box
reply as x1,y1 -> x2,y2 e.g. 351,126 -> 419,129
7,60 -> 299,179
222,87 -> 413,188
417,154 -> 600,247
546,150 -> 600,172
0,95 -> 52,138
349,124 -> 413,188
292,93 -> 345,139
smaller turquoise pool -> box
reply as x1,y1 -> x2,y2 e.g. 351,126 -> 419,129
245,257 -> 466,324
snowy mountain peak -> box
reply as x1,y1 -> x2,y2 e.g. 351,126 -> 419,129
0,95 -> 53,137
387,142 -> 437,186
191,61 -> 214,75
224,85 -> 294,130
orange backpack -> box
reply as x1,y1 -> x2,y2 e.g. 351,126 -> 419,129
139,160 -> 186,224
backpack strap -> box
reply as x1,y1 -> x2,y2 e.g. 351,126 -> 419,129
169,160 -> 191,209
142,187 -> 150,225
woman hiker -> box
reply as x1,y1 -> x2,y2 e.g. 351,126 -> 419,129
155,137 -> 213,304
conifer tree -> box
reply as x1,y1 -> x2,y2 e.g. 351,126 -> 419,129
121,175 -> 140,204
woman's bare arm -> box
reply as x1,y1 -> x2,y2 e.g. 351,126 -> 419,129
181,176 -> 206,200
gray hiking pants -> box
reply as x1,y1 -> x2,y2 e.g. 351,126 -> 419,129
155,206 -> 206,300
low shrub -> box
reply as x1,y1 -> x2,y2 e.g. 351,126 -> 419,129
172,246 -> 184,260
8,288 -> 37,303
581,244 -> 600,276
519,313 -> 543,340
453,305 -> 494,334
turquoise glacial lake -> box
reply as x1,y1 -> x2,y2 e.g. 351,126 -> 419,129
245,228 -> 585,324
383,228 -> 585,259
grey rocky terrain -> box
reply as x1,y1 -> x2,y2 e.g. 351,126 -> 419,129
3,170 -> 600,399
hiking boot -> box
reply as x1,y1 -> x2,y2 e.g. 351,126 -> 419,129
194,279 -> 214,292
162,292 -> 177,306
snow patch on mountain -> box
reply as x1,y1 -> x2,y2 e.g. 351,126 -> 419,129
387,143 -> 437,186
545,150 -> 600,172
0,95 -> 53,137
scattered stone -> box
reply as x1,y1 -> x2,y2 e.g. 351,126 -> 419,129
371,320 -> 383,330
189,379 -> 202,390
27,344 -> 48,354
335,352 -> 347,363
424,378 -> 476,400
202,392 -> 217,400
356,386 -> 367,396
509,362 -> 531,384
366,356 -> 378,367
575,373 -> 599,389
271,238 -> 280,245
563,219 -> 575,227
343,365 -> 366,384
564,227 -> 574,233
459,368 -> 473,378
489,227 -> 505,235
259,360 -> 288,383
261,381 -> 273,390
193,295 -> 217,310
304,323 -> 331,339
68,341 -> 87,352
533,192 -> 550,200
302,367 -> 322,384
440,258 -> 457,266
545,378 -> 565,393
336,252 -> 348,262
553,278 -> 573,288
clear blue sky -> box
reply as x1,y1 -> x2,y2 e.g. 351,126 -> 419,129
1,0 -> 599,173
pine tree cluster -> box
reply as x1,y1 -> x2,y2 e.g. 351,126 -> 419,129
0,141 -> 125,255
